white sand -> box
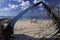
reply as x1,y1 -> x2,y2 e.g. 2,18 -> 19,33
14,20 -> 58,38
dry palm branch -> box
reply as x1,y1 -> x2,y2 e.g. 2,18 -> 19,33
1,1 -> 60,40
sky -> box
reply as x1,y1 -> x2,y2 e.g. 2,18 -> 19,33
0,0 -> 60,16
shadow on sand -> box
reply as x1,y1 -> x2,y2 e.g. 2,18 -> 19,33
10,34 -> 59,40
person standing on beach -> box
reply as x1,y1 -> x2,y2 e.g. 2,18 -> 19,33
31,17 -> 37,23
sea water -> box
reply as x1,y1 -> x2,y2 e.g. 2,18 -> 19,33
0,14 -> 51,21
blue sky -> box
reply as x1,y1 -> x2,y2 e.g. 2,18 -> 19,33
0,0 -> 60,16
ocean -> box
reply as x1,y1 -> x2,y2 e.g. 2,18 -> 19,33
0,15 -> 51,21
0,16 -> 14,19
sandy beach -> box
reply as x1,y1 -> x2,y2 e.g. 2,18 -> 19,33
0,19 -> 59,40
14,20 -> 58,38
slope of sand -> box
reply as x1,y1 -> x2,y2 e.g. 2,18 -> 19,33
14,20 -> 58,38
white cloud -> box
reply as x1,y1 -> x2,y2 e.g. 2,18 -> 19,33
0,7 -> 9,11
33,0 -> 46,4
8,4 -> 18,9
3,7 -> 10,10
33,0 -> 46,6
33,0 -> 43,6
0,4 -> 19,11
39,3 -> 42,6
20,1 -> 30,10
33,0 -> 42,4
33,0 -> 37,3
